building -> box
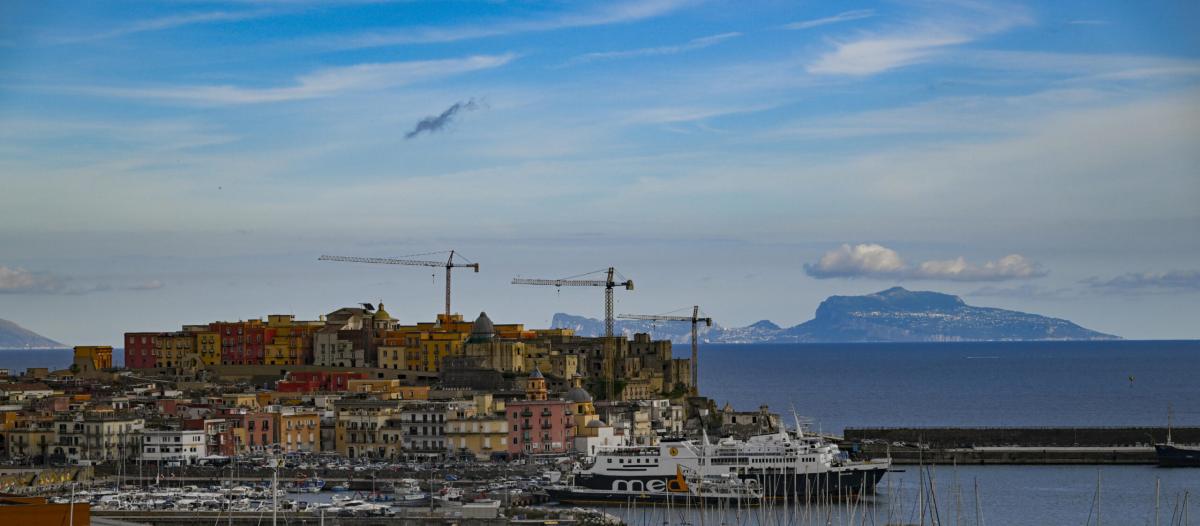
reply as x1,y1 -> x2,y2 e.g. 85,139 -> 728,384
264,315 -> 322,366
565,375 -> 619,455
141,429 -> 206,465
505,370 -> 575,457
398,401 -> 449,461
72,346 -> 112,372
445,394 -> 509,461
123,332 -> 158,369
52,413 -> 143,464
153,332 -> 195,372
224,408 -> 274,453
334,399 -> 403,459
211,320 -> 273,366
271,406 -> 320,453
189,329 -> 221,367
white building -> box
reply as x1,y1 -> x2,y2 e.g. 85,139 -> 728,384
142,429 -> 207,465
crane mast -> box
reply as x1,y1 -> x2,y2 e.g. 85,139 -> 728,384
318,251 -> 479,319
511,267 -> 634,338
618,306 -> 713,396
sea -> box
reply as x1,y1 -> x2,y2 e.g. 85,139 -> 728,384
2,340 -> 1198,524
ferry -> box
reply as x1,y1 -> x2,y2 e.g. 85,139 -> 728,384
559,429 -> 890,502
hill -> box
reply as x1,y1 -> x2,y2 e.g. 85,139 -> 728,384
0,318 -> 65,349
551,287 -> 1119,343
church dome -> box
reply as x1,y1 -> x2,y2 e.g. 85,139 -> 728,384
566,386 -> 593,403
529,367 -> 544,379
469,311 -> 495,343
374,303 -> 392,321
587,419 -> 607,428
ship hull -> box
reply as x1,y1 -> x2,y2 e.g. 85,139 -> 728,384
571,466 -> 887,502
1156,444 -> 1200,467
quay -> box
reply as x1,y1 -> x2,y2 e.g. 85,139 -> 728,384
91,510 -> 510,525
845,426 -> 1199,465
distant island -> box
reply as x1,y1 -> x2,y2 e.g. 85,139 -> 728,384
0,318 -> 64,349
553,287 -> 1119,343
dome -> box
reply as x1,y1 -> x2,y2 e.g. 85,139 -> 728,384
529,368 -> 544,379
374,303 -> 391,321
468,312 -> 495,343
566,386 -> 593,403
587,419 -> 607,428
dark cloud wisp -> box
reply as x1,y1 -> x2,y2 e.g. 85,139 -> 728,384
1082,270 -> 1200,294
405,98 -> 483,139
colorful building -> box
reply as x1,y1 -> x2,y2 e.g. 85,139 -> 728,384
123,332 -> 158,369
271,407 -> 320,453
505,369 -> 575,457
210,320 -> 272,366
72,346 -> 112,371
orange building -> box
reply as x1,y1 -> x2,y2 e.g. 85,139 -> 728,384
72,346 -> 112,371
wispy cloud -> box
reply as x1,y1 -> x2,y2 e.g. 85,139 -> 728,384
405,98 -> 484,139
804,243 -> 1047,282
51,10 -> 275,44
567,32 -> 741,65
784,9 -> 875,30
323,0 -> 693,49
1068,19 -> 1109,26
0,266 -> 163,295
70,54 -> 516,105
807,2 -> 1033,76
1082,270 -> 1200,295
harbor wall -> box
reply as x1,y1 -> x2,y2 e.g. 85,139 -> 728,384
844,426 -> 1199,447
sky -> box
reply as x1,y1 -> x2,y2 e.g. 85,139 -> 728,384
0,0 -> 1198,346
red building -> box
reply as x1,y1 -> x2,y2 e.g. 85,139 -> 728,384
224,408 -> 276,452
123,332 -> 158,369
506,370 -> 575,456
210,321 -> 274,365
275,371 -> 367,393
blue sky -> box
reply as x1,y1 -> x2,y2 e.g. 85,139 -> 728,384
1,0 -> 1198,345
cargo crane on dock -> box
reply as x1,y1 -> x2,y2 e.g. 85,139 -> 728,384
512,267 -> 633,338
318,251 -> 479,320
619,306 -> 712,395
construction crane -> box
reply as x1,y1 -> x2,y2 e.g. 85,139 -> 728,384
618,306 -> 712,395
318,251 -> 479,319
511,267 -> 634,338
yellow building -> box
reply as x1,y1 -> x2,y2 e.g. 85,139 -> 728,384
346,379 -> 403,399
154,333 -> 195,370
193,331 -> 221,367
444,394 -> 508,461
264,315 -> 322,366
380,312 -> 531,373
72,346 -> 112,371
334,399 -> 403,459
271,407 -> 320,453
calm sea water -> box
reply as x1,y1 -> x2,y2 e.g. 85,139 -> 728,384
698,340 -> 1200,433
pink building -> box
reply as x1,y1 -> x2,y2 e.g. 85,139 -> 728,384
506,369 -> 575,456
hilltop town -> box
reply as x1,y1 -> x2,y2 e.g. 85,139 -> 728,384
0,304 -> 782,481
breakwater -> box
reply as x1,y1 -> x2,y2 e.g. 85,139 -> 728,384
844,426 -> 1197,465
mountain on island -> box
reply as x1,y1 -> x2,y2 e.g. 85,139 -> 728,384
0,318 -> 65,349
551,287 -> 1119,343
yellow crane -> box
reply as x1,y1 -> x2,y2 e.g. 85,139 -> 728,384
318,250 -> 479,319
618,306 -> 712,395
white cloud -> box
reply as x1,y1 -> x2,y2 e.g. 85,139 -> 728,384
51,10 -> 273,44
808,2 -> 1032,76
567,32 -> 740,65
325,0 -> 693,49
0,266 -> 63,294
804,244 -> 1046,282
803,243 -> 906,278
912,254 -> 1045,281
784,9 -> 875,30
71,54 -> 517,105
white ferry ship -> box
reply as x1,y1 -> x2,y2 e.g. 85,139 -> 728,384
556,429 -> 890,503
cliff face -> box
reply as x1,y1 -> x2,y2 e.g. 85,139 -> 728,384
0,318 -> 64,349
553,287 -> 1119,343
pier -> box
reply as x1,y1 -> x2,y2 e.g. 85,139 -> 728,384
844,426 -> 1199,465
